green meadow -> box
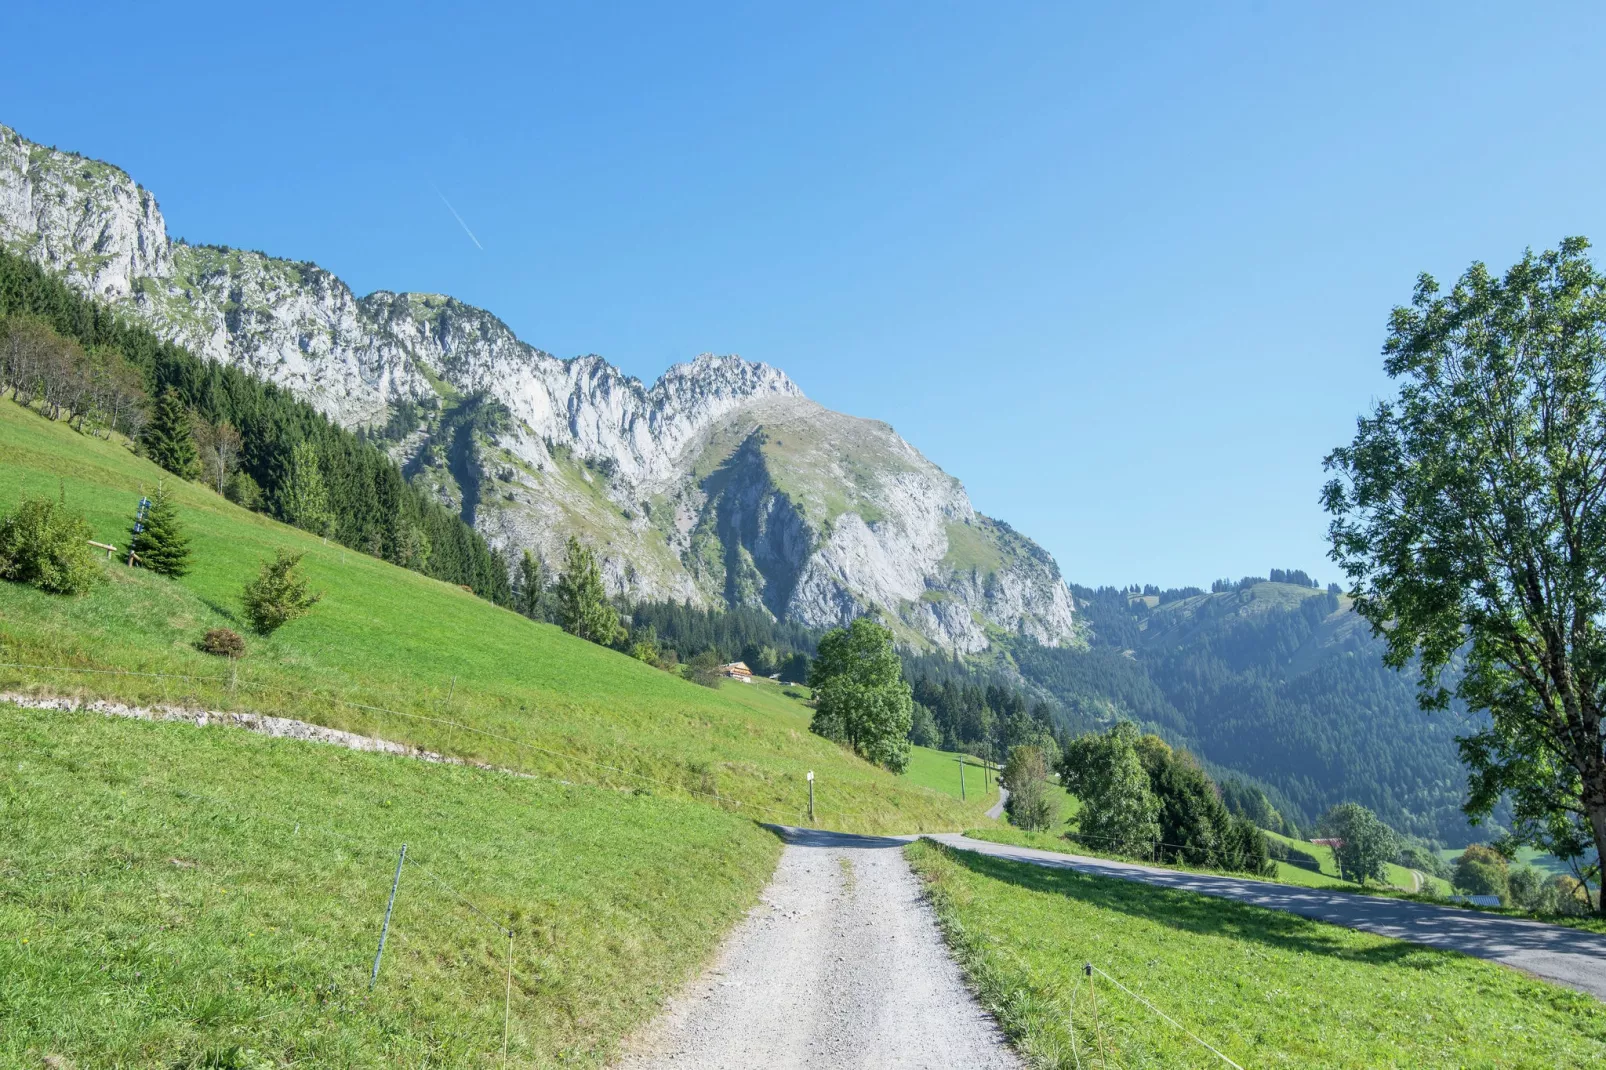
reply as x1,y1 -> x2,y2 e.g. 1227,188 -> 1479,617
907,839 -> 1606,1069
1,704 -> 781,1068
0,397 -> 973,834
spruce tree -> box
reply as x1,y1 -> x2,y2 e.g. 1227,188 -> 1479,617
142,388 -> 199,478
130,481 -> 191,577
557,536 -> 622,644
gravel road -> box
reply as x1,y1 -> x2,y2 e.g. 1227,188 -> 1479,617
933,833 -> 1606,1001
616,827 -> 1019,1069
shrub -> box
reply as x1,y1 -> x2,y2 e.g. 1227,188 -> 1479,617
224,470 -> 261,510
1454,843 -> 1511,899
199,627 -> 246,658
242,550 -> 321,635
0,494 -> 99,594
685,650 -> 723,689
1552,874 -> 1597,916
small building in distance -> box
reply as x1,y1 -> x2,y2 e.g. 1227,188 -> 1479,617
721,661 -> 753,683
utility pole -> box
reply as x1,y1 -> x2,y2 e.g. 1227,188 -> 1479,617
958,753 -> 966,801
807,770 -> 815,825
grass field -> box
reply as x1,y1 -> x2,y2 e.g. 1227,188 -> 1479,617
901,746 -> 1001,820
1,703 -> 781,1068
1262,830 -> 1451,895
907,839 -> 1606,1069
0,398 -> 972,834
1437,844 -> 1585,878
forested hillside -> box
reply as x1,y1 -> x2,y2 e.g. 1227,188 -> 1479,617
1007,580 -> 1489,844
0,249 -> 511,603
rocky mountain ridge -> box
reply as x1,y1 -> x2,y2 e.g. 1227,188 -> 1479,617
0,122 -> 1074,650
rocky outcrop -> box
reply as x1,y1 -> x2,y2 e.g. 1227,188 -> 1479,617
0,121 -> 1075,650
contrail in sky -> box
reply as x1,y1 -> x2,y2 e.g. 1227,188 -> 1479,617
432,183 -> 483,250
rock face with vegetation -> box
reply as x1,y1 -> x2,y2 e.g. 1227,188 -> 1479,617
0,122 -> 1074,650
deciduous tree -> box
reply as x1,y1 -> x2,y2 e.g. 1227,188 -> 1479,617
1325,237 -> 1606,910
1320,802 -> 1399,886
1003,745 -> 1060,832
1059,722 -> 1161,856
808,617 -> 913,772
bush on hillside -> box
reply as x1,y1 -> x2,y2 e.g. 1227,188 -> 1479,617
224,469 -> 261,510
0,494 -> 99,594
1399,845 -> 1454,881
1453,843 -> 1510,899
1266,836 -> 1323,873
1553,874 -> 1598,916
685,650 -> 723,689
242,550 -> 321,635
199,627 -> 246,658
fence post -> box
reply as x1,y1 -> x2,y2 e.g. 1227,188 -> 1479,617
502,928 -> 514,1067
369,844 -> 407,989
1086,963 -> 1109,1069
807,770 -> 815,825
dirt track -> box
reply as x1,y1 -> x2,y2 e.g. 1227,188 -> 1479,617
615,827 -> 1019,1070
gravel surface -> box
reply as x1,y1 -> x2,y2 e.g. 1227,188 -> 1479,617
616,827 -> 1020,1069
934,833 -> 1606,1001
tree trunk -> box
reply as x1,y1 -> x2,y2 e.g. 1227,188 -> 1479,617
1586,793 -> 1606,916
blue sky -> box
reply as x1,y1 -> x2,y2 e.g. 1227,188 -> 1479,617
6,2 -> 1604,587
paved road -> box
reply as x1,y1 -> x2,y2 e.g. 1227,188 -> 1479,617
985,787 -> 1008,821
932,833 -> 1606,1001
616,827 -> 1019,1069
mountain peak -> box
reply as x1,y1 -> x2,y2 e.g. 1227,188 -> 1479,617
0,119 -> 1074,650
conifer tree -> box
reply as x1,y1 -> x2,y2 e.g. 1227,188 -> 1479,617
279,440 -> 333,536
129,481 -> 190,578
141,388 -> 199,478
557,536 -> 622,644
242,549 -> 321,635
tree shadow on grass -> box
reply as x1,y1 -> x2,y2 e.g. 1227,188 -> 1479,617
935,841 -> 1498,974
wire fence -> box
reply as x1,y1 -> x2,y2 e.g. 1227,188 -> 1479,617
1069,961 -> 1247,1070
77,764 -> 528,1063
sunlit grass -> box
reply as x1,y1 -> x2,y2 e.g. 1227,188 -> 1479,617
908,839 -> 1606,1069
1,704 -> 781,1068
0,398 -> 973,834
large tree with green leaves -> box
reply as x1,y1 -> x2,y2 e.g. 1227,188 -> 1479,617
808,617 -> 913,772
556,536 -> 623,645
1318,803 -> 1398,886
1324,237 -> 1606,909
1058,721 -> 1161,856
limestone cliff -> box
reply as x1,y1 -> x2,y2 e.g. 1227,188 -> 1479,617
0,122 -> 1074,649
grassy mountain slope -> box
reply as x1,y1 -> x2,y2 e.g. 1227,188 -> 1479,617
0,396 -> 977,834
1,704 -> 778,1068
